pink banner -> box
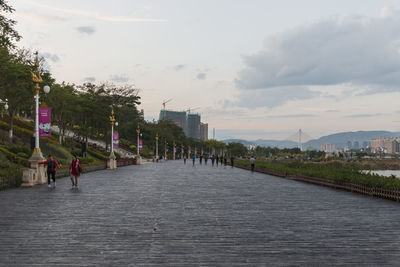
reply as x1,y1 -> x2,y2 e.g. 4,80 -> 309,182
173,147 -> 176,153
39,107 -> 51,137
139,140 -> 143,151
113,131 -> 119,148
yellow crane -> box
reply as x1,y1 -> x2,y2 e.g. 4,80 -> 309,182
162,99 -> 172,110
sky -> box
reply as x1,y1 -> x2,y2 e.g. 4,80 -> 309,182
8,0 -> 400,140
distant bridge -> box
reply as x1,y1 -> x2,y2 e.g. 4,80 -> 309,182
285,129 -> 314,150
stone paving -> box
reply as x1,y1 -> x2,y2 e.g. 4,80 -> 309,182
1,160 -> 400,266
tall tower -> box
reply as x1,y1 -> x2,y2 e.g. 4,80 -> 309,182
299,129 -> 302,151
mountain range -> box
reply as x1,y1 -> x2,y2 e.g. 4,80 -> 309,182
222,131 -> 400,150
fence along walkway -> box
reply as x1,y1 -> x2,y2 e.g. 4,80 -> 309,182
1,160 -> 400,265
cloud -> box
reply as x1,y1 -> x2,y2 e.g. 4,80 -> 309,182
196,73 -> 206,80
110,74 -> 129,83
344,113 -> 383,118
83,77 -> 96,83
174,64 -> 185,71
269,114 -> 316,118
229,86 -> 319,108
16,9 -> 67,24
236,10 -> 400,94
40,52 -> 60,63
28,1 -> 166,22
76,26 -> 96,35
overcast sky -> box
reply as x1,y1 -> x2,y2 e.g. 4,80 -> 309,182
9,0 -> 400,140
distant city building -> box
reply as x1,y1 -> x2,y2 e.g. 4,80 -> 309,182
187,114 -> 201,139
353,141 -> 359,150
320,143 -> 335,153
347,141 -> 352,150
159,109 -> 208,140
159,110 -> 187,129
200,122 -> 208,141
370,137 -> 400,154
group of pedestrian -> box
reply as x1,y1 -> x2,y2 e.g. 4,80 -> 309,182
184,154 -> 257,171
186,155 -> 236,167
38,154 -> 82,189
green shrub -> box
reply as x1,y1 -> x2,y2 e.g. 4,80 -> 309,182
236,159 -> 400,190
87,147 -> 108,160
16,152 -> 28,158
79,157 -> 94,164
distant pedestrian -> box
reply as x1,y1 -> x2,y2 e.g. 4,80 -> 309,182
184,155 -> 187,164
220,156 -> 223,165
230,156 -> 235,168
250,156 -> 255,171
204,155 -> 208,165
211,155 -> 215,166
39,155 -> 61,188
192,155 -> 196,166
216,155 -> 219,166
69,155 -> 82,189
200,155 -> 203,165
223,156 -> 227,166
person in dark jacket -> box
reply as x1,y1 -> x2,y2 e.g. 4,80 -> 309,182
39,155 -> 61,188
230,156 -> 235,168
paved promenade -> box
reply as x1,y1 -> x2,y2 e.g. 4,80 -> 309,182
1,161 -> 400,266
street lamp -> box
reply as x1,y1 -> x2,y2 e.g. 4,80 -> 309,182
136,123 -> 141,164
165,140 -> 168,160
155,133 -> 159,162
173,141 -> 176,160
30,51 -> 50,162
109,106 -> 116,155
108,106 -> 117,169
0,98 -> 8,118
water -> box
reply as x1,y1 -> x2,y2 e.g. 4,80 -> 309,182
363,170 -> 400,178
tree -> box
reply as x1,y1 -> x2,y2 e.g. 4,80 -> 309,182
0,0 -> 21,49
0,48 -> 33,139
227,142 -> 248,157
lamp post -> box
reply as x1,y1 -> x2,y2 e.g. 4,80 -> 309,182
108,106 -> 117,169
173,142 -> 176,160
136,123 -> 141,164
0,98 -> 8,118
24,52 -> 51,186
29,52 -> 50,163
155,133 -> 159,162
164,140 -> 168,160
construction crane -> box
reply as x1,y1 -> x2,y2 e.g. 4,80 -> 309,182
186,107 -> 200,114
162,99 -> 172,110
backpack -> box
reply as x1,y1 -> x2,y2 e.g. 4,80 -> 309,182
77,159 -> 82,173
47,160 -> 56,170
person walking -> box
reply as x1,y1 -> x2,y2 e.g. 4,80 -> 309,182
250,156 -> 255,172
230,156 -> 235,168
223,156 -> 227,166
204,155 -> 208,165
199,155 -> 203,165
211,155 -> 215,166
184,155 -> 187,164
39,155 -> 61,188
192,154 -> 196,166
216,155 -> 219,166
220,155 -> 223,165
69,155 -> 82,189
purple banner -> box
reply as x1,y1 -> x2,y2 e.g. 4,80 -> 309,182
39,107 -> 51,137
113,131 -> 119,148
139,140 -> 143,151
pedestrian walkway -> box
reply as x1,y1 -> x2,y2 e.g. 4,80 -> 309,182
1,161 -> 400,265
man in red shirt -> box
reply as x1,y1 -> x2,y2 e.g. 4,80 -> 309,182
69,155 -> 82,189
39,155 -> 61,188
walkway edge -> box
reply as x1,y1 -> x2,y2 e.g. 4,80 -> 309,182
236,165 -> 400,202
